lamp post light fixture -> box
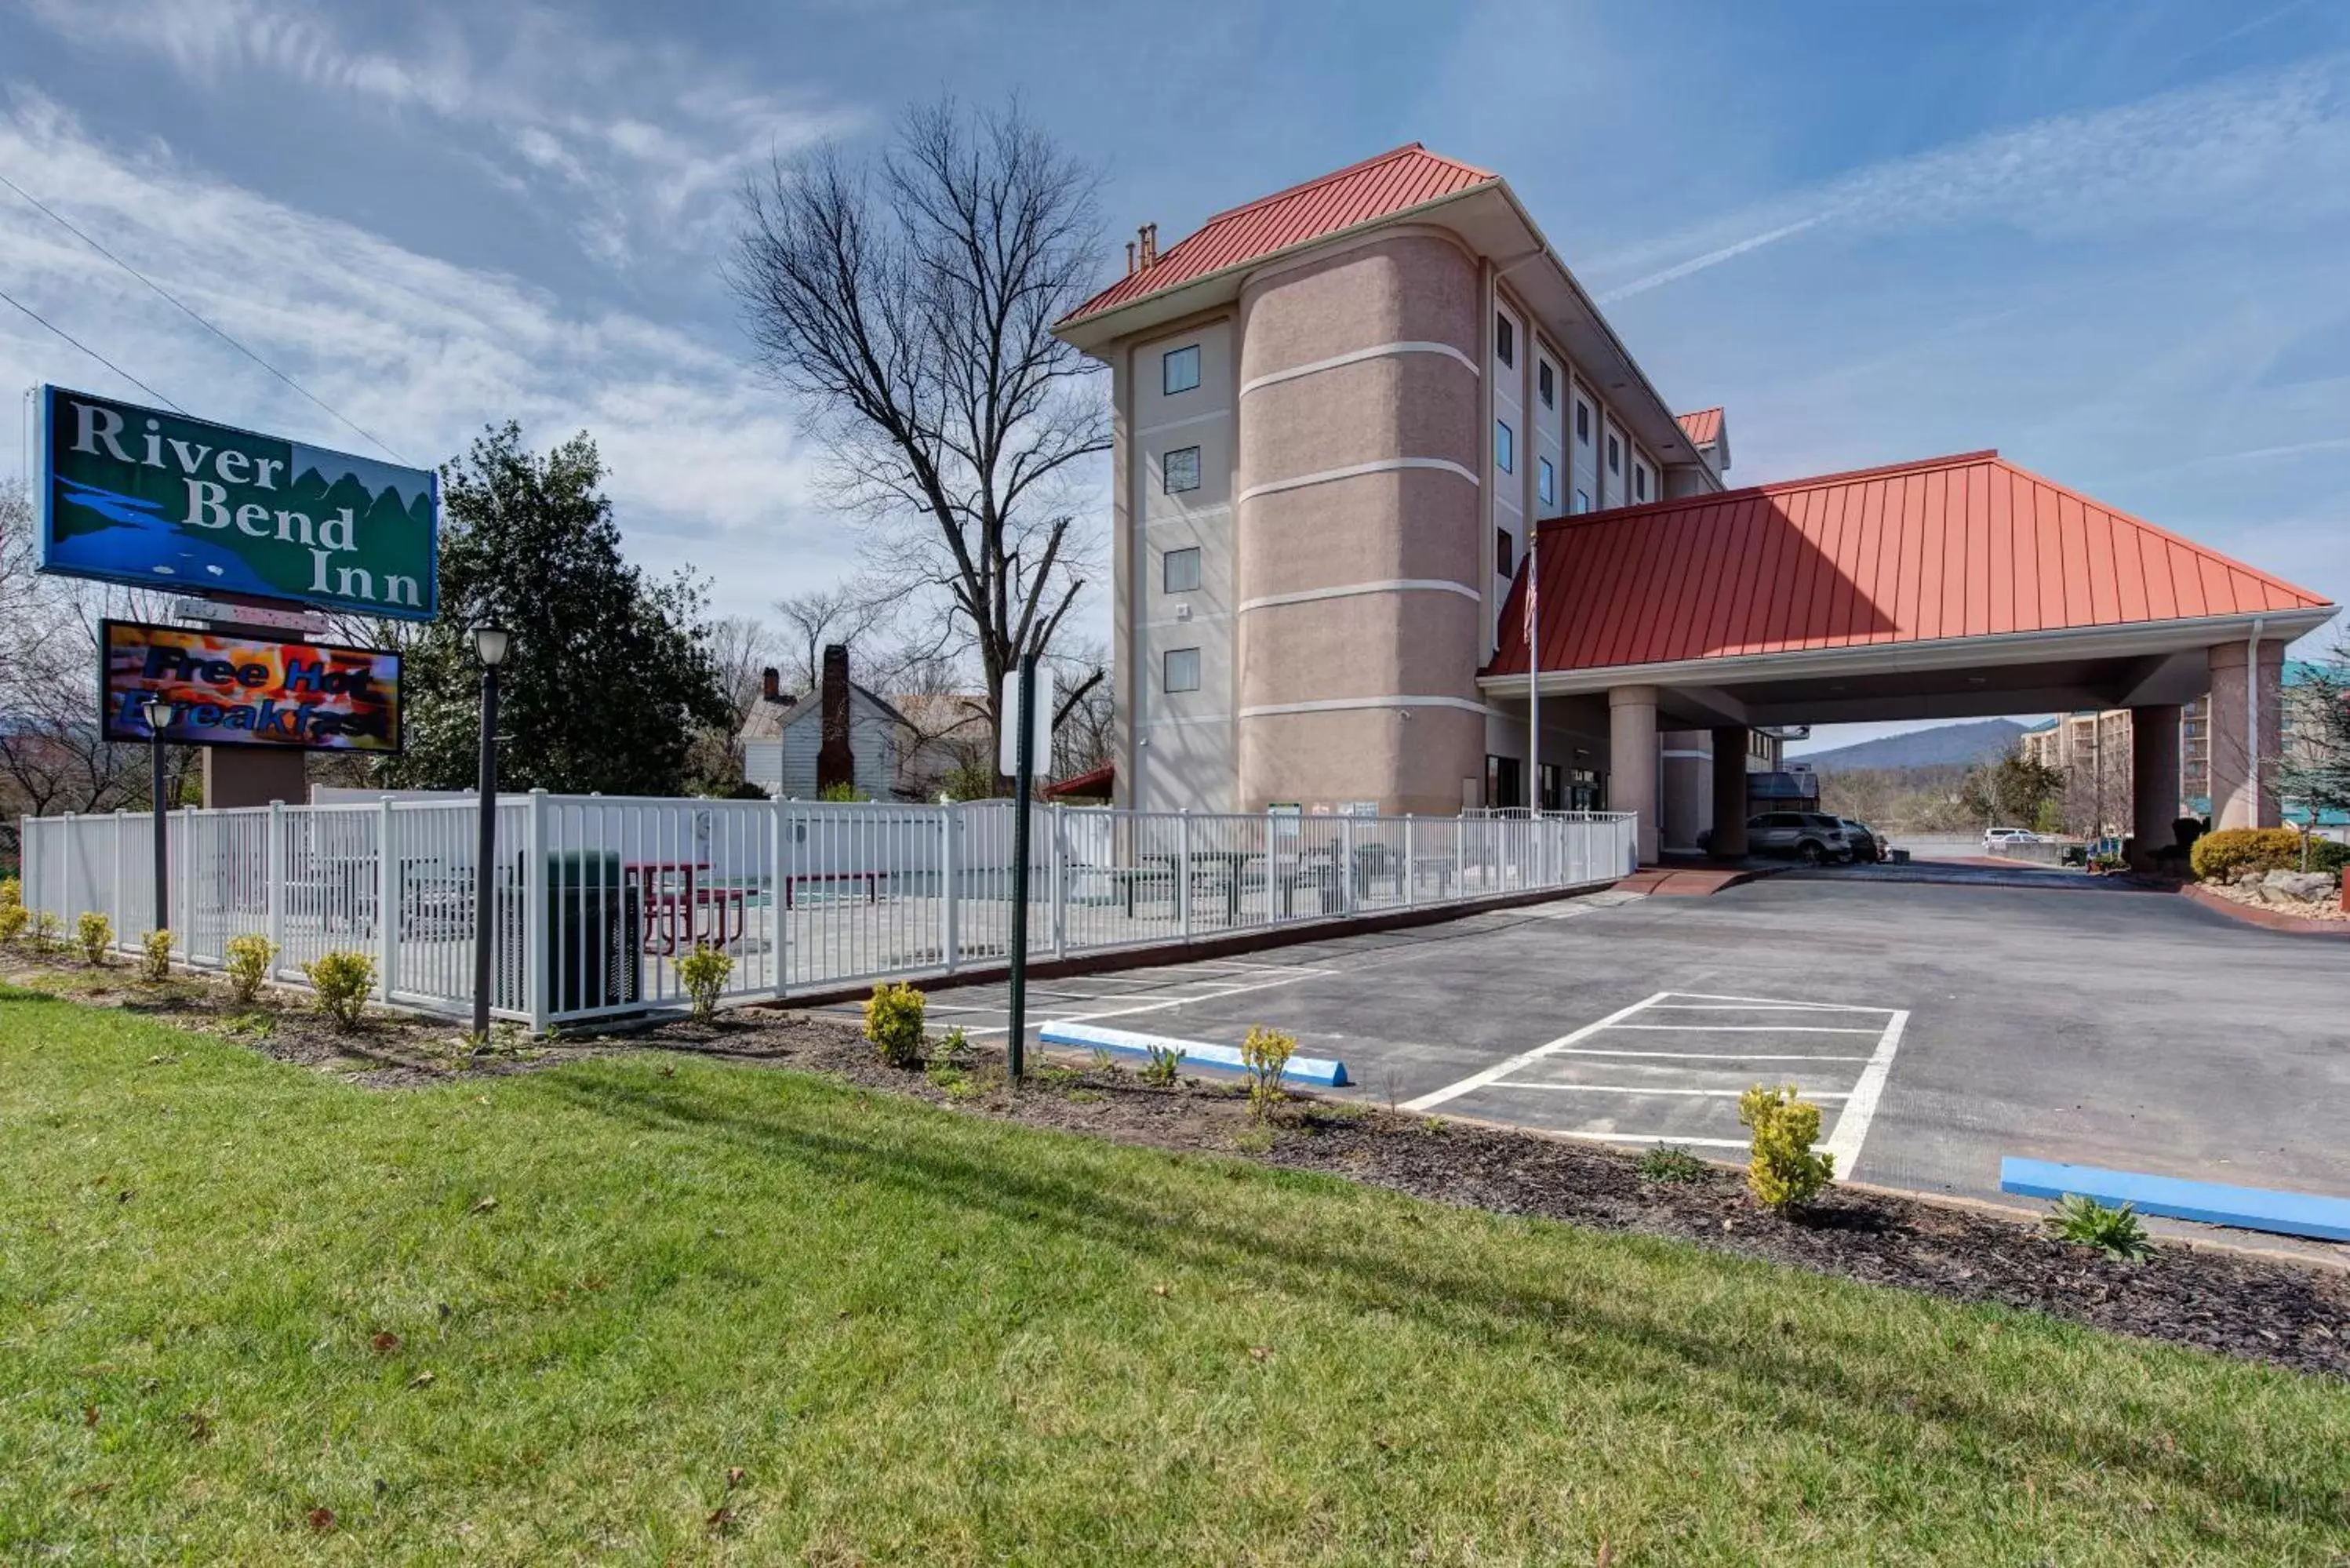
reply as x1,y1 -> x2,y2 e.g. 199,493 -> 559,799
140,694 -> 173,938
470,624 -> 511,1038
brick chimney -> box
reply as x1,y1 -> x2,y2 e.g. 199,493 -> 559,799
761,665 -> 780,702
816,643 -> 853,794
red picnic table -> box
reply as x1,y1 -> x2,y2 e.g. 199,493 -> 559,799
622,860 -> 747,955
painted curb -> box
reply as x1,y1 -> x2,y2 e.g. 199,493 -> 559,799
1037,1020 -> 1350,1087
2000,1156 -> 2350,1243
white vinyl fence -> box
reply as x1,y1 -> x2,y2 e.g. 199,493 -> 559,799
18,795 -> 1637,1031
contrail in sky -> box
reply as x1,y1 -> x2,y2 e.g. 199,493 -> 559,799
1595,216 -> 1824,304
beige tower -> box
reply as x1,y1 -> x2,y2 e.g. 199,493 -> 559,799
1055,144 -> 1723,816
1231,231 -> 1486,814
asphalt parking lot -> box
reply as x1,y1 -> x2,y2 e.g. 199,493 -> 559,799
863,874 -> 2350,1215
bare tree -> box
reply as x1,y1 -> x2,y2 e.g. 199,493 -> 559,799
704,613 -> 780,731
773,587 -> 886,696
730,96 -> 1109,767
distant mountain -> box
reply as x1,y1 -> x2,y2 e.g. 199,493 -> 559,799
1793,719 -> 2028,773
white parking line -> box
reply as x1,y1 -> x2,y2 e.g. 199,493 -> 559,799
1504,1084 -> 1853,1100
961,966 -> 1334,1037
1400,989 -> 1910,1176
1821,1008 -> 1908,1177
1401,991 -> 1672,1112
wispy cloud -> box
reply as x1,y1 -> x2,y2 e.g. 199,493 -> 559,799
0,93 -> 848,614
16,0 -> 865,268
1591,56 -> 2350,300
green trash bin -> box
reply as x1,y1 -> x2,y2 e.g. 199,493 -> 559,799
496,850 -> 642,1015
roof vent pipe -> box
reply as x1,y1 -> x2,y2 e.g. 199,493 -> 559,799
1139,223 -> 1158,269
1125,239 -> 1137,277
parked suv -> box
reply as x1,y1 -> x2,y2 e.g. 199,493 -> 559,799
1746,811 -> 1852,864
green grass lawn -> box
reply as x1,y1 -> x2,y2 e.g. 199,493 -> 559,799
2,982 -> 2345,1565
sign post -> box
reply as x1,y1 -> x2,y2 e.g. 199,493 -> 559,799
999,656 -> 1053,1082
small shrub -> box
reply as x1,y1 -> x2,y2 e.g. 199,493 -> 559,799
933,1026 -> 971,1065
817,780 -> 868,803
1638,1144 -> 1711,1184
76,912 -> 114,966
223,933 -> 276,1005
1140,1042 -> 1186,1088
2190,827 -> 2302,882
2043,1193 -> 2156,1261
864,981 -> 926,1069
30,910 -> 63,956
302,949 -> 377,1030
2303,837 -> 2348,877
1241,1025 -> 1297,1122
140,929 -> 173,983
2087,853 -> 2126,874
1737,1083 -> 1835,1214
676,943 -> 733,1020
0,878 -> 24,945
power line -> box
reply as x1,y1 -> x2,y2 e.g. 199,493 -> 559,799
0,169 -> 409,463
0,284 -> 185,412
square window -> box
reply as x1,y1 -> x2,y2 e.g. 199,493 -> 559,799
1537,361 -> 1555,409
1162,546 -> 1202,593
1495,314 -> 1515,368
1164,646 -> 1201,693
1495,419 -> 1513,475
1163,446 -> 1201,493
1606,434 -> 1621,474
1162,344 -> 1201,395
1575,401 -> 1591,443
1538,457 -> 1555,508
1496,527 -> 1515,577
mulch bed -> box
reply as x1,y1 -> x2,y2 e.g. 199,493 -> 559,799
7,949 -> 2346,1380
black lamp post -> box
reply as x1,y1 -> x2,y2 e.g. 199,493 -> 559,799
141,694 -> 173,935
470,624 -> 511,1037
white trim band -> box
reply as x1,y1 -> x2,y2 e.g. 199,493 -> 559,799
1239,340 -> 1479,397
1239,457 -> 1479,504
1238,579 -> 1482,613
1239,695 -> 1493,719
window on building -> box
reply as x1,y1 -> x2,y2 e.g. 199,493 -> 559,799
1162,546 -> 1201,593
1495,313 -> 1514,368
1496,526 -> 1515,577
1606,434 -> 1621,474
1573,488 -> 1591,514
1537,360 -> 1555,409
1486,754 -> 1524,809
1161,344 -> 1201,396
1539,762 -> 1562,812
1538,457 -> 1555,508
1163,446 -> 1201,493
1634,462 -> 1650,502
1495,419 -> 1513,475
1575,400 -> 1591,443
1164,646 -> 1201,693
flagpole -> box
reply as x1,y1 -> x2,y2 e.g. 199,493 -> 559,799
1526,520 -> 1541,816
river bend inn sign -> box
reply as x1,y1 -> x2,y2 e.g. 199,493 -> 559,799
35,384 -> 438,620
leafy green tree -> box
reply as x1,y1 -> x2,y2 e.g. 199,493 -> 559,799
1961,744 -> 2064,829
379,424 -> 729,795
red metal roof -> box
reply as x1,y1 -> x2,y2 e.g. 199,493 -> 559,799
1491,450 -> 2334,676
1059,144 -> 1496,327
1043,761 -> 1114,800
1675,407 -> 1723,447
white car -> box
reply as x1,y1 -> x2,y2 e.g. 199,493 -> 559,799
1982,827 -> 2042,849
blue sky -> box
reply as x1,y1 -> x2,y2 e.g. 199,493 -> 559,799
2,1 -> 2344,749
